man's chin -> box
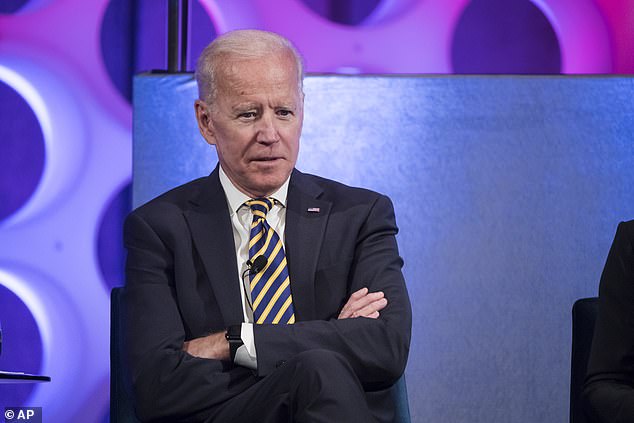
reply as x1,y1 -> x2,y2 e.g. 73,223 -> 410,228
242,174 -> 290,198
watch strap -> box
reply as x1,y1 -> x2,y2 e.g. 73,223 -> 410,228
225,325 -> 243,362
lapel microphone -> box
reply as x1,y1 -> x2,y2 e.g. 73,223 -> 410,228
248,256 -> 268,274
241,256 -> 268,312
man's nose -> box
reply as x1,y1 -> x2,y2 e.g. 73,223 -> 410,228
256,114 -> 280,144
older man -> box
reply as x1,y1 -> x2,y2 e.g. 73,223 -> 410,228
124,30 -> 411,422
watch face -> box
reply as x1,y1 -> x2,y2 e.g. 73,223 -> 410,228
226,325 -> 242,340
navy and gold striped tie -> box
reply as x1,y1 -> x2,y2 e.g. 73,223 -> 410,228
246,198 -> 295,324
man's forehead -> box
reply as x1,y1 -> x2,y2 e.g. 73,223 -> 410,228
216,55 -> 300,94
224,53 -> 293,73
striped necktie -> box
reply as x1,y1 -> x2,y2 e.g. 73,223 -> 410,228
245,198 -> 295,324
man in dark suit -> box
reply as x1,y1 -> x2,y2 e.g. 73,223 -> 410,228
583,220 -> 634,422
123,30 -> 411,422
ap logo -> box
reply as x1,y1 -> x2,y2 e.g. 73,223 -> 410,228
4,408 -> 41,423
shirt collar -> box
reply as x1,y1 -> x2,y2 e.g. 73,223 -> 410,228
218,165 -> 289,215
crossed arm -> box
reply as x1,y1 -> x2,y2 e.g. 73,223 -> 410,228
125,190 -> 410,420
183,287 -> 388,360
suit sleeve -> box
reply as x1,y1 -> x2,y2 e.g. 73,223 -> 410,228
582,221 -> 634,423
253,194 -> 412,387
123,210 -> 254,422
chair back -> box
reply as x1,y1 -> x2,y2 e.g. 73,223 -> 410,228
570,297 -> 599,423
111,287 -> 141,423
393,374 -> 411,423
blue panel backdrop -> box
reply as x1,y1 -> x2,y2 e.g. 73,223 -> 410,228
133,74 -> 634,422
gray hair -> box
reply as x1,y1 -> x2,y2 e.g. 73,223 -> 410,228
195,29 -> 304,103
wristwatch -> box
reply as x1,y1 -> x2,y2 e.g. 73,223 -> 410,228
225,325 -> 243,362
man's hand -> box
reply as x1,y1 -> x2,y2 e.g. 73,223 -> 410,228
338,287 -> 388,319
183,332 -> 230,361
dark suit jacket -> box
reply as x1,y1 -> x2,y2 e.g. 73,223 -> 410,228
123,167 -> 412,422
583,220 -> 634,423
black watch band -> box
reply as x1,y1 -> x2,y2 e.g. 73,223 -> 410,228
225,325 -> 243,362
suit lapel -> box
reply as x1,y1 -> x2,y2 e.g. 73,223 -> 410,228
285,170 -> 331,321
184,168 -> 244,326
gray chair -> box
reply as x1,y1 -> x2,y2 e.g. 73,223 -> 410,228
570,297 -> 599,423
110,286 -> 410,422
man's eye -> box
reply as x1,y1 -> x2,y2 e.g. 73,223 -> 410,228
239,112 -> 257,119
277,109 -> 292,117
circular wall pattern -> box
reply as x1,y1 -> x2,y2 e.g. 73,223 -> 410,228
101,0 -> 216,101
0,80 -> 45,222
189,0 -> 218,70
0,0 -> 30,14
0,0 -> 126,420
301,0 -> 382,25
97,183 -> 131,290
0,283 -> 43,405
451,0 -> 561,73
100,0 -> 134,101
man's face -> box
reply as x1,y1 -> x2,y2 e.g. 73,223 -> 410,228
195,51 -> 303,198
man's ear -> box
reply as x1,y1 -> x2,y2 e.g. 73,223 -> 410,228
194,99 -> 216,146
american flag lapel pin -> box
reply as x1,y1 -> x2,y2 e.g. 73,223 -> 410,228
307,207 -> 320,213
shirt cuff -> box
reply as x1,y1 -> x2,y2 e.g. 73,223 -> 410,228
234,323 -> 257,370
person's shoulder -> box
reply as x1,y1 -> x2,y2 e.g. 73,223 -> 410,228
295,171 -> 388,204
618,219 -> 634,232
129,177 -> 207,218
615,219 -> 634,244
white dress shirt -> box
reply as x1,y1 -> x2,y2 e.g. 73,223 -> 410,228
218,166 -> 290,370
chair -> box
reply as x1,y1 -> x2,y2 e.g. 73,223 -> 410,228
393,374 -> 411,423
570,297 -> 599,423
111,286 -> 411,422
111,287 -> 140,423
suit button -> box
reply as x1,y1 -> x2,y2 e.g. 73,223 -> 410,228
275,360 -> 287,368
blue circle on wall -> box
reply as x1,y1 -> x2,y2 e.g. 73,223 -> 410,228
97,184 -> 131,290
0,0 -> 29,14
301,0 -> 382,25
451,0 -> 561,73
0,284 -> 44,404
101,0 -> 217,102
100,0 -> 135,101
0,80 -> 45,222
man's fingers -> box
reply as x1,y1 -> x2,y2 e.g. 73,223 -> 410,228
339,288 -> 381,319
349,287 -> 369,300
339,306 -> 353,319
338,287 -> 369,318
338,290 -> 387,319
354,298 -> 387,318
349,291 -> 384,310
